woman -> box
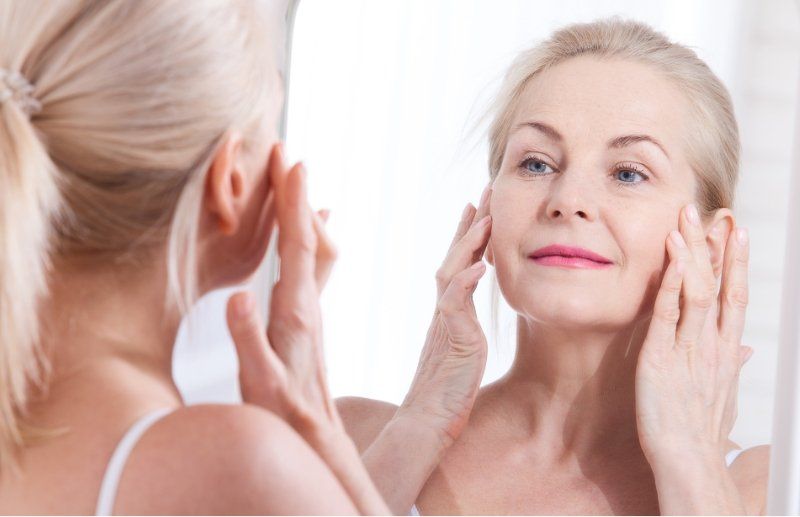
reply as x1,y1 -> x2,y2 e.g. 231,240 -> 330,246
0,1 -> 389,513
338,19 -> 770,515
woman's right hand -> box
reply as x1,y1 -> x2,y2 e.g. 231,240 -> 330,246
397,185 -> 493,447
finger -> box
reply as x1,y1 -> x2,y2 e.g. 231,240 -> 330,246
267,142 -> 289,191
437,261 -> 488,345
312,209 -> 337,292
275,163 -> 317,292
670,228 -> 714,351
681,204 -> 716,283
470,183 -> 492,227
717,227 -> 749,348
436,215 -> 492,297
644,240 -> 685,350
448,203 -> 477,250
226,291 -> 285,390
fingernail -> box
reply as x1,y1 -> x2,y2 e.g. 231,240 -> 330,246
670,230 -> 687,248
743,347 -> 754,364
471,261 -> 485,271
319,209 -> 331,222
737,227 -> 748,245
235,292 -> 255,319
479,214 -> 492,226
461,203 -> 473,221
686,204 -> 700,226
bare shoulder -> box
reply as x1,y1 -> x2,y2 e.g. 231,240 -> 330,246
114,403 -> 356,515
336,396 -> 399,453
729,445 -> 770,515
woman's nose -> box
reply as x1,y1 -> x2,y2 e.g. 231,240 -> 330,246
543,170 -> 596,222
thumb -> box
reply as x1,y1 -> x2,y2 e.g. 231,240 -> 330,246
437,261 -> 487,345
226,291 -> 285,392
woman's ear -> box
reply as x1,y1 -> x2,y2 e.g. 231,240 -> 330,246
205,133 -> 246,235
706,208 -> 735,279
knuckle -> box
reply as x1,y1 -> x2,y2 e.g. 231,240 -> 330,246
725,286 -> 749,308
688,291 -> 714,310
273,306 -> 314,334
435,267 -> 451,287
658,306 -> 681,325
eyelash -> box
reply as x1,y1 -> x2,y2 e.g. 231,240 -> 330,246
517,155 -> 650,188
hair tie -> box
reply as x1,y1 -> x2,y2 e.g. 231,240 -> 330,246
0,68 -> 41,116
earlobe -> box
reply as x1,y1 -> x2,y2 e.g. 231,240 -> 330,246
206,134 -> 245,235
706,209 -> 735,278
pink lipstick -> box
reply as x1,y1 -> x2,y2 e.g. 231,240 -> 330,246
529,244 -> 613,270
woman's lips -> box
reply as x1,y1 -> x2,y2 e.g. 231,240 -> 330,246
528,244 -> 613,270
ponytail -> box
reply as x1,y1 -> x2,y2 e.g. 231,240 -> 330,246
0,84 -> 60,473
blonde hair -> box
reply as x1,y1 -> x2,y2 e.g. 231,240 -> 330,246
0,0 -> 275,473
487,18 -> 740,215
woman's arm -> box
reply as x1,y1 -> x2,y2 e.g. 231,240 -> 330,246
337,188 -> 496,514
226,144 -> 388,514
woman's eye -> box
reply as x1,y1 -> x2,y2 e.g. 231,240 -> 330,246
615,168 -> 647,184
521,158 -> 554,175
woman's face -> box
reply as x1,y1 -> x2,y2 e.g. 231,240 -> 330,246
490,56 -> 697,331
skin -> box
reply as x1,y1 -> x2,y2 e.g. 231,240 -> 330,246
338,56 -> 770,515
0,72 -> 387,514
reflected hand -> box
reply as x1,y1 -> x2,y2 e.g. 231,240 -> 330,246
635,204 -> 751,513
397,186 -> 493,447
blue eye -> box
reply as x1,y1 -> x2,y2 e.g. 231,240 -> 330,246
521,158 -> 555,175
614,165 -> 648,184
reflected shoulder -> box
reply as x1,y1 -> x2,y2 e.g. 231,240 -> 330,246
335,396 -> 399,453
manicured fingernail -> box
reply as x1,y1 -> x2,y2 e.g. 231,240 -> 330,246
670,230 -> 687,248
686,204 -> 700,226
737,227 -> 748,245
235,292 -> 255,319
479,214 -> 492,226
471,261 -> 485,270
461,203 -> 473,221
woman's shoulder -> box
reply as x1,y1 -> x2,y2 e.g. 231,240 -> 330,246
113,403 -> 356,515
335,396 -> 399,453
729,444 -> 770,515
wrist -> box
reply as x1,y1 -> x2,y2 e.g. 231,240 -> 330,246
390,407 -> 455,456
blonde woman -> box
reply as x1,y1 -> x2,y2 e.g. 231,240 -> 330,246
0,1 -> 393,514
339,19 -> 770,515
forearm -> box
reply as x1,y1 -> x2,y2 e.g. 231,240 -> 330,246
361,414 -> 450,515
305,423 -> 391,515
651,450 -> 747,515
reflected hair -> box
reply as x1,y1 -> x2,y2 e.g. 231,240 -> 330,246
0,0 -> 275,474
487,17 -> 740,215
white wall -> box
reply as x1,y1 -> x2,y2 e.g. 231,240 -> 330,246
173,0 -> 800,450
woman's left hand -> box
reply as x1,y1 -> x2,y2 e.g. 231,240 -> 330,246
635,203 -> 752,514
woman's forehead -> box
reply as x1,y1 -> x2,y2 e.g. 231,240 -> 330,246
510,56 -> 688,147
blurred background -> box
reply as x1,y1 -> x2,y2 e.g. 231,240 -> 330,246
173,0 -> 800,450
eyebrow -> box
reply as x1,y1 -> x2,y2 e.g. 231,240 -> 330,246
513,121 -> 670,159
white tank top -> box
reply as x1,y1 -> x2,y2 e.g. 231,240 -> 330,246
95,408 -> 174,516
408,448 -> 747,516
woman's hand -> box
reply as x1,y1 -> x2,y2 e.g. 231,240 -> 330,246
635,203 -> 751,514
225,144 -> 388,515
396,185 -> 493,446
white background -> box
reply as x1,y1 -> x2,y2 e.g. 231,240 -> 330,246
173,0 -> 800,451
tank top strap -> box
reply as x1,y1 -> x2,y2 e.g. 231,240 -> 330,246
95,407 -> 174,516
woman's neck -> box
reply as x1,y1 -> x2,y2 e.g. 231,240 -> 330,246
33,255 -> 184,412
488,315 -> 651,461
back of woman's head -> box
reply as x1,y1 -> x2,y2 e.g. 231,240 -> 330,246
488,18 -> 739,214
0,0 -> 276,473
